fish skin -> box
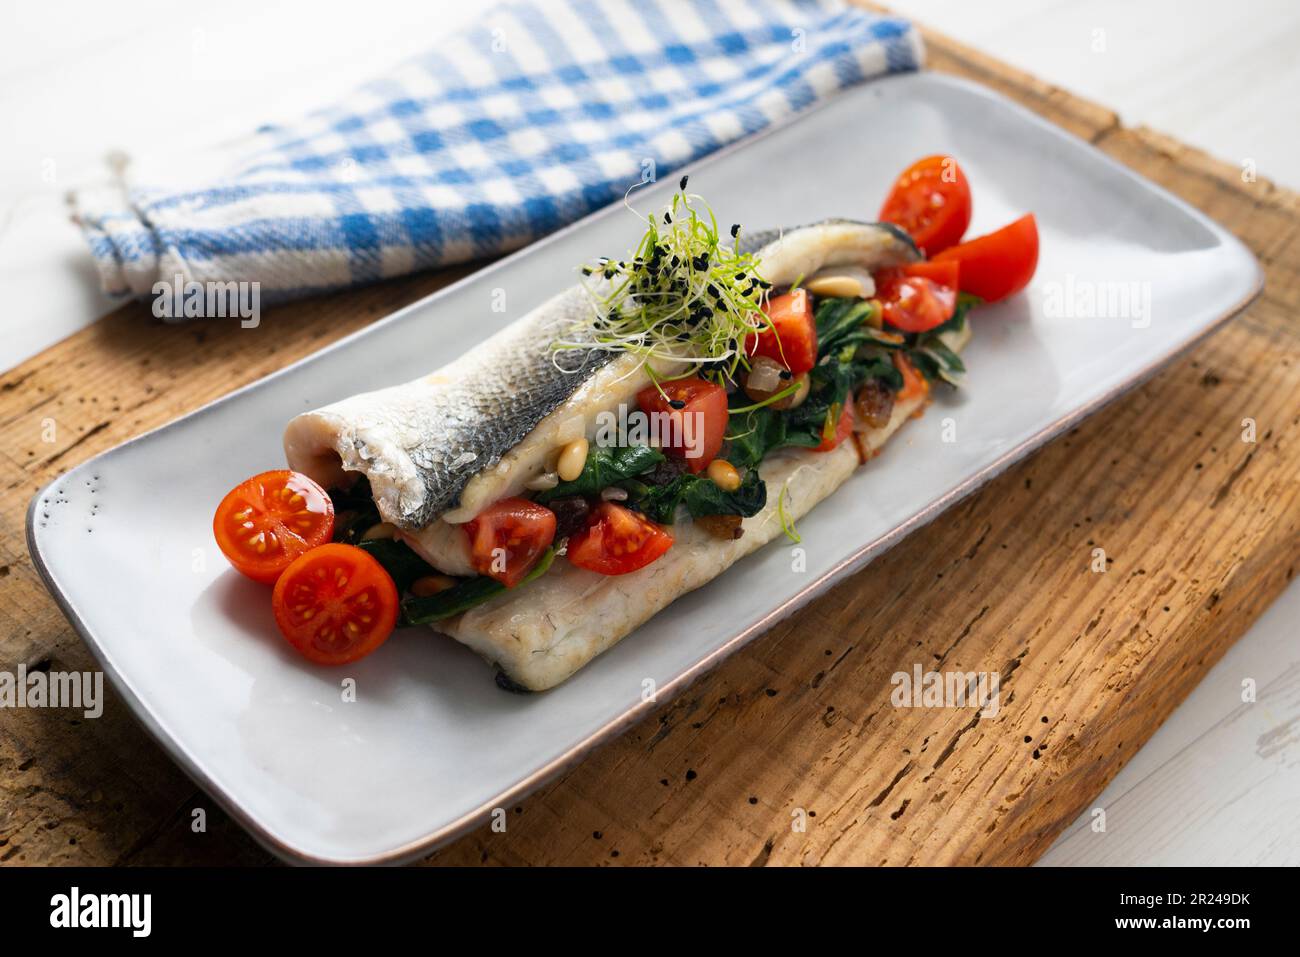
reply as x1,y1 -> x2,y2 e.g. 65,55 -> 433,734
285,221 -> 918,531
736,219 -> 920,284
735,218 -> 919,259
285,285 -> 615,529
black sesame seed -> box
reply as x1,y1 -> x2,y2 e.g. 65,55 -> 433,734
730,224 -> 740,238
679,175 -> 689,191
669,399 -> 686,410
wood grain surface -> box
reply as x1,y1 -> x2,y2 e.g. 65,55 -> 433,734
1,21 -> 1296,866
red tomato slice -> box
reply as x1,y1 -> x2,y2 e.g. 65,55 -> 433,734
893,352 -> 930,403
897,259 -> 959,288
272,543 -> 398,665
875,263 -> 958,334
879,155 -> 972,255
463,497 -> 557,588
567,503 -> 674,576
636,376 -> 728,473
932,213 -> 1039,303
744,289 -> 818,375
813,401 -> 855,452
213,470 -> 335,584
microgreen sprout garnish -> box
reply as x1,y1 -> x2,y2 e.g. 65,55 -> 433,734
777,478 -> 801,544
727,381 -> 800,415
552,176 -> 772,386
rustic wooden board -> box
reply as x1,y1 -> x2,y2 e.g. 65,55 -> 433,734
1,22 -> 1297,866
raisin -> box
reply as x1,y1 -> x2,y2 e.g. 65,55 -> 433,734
549,497 -> 591,539
695,514 -> 744,540
645,457 -> 689,486
854,379 -> 895,430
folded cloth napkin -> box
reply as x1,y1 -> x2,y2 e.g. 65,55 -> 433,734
71,0 -> 922,310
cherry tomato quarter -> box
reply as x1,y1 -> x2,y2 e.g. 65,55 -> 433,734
636,376 -> 729,473
566,503 -> 674,575
463,497 -> 557,588
932,213 -> 1039,303
745,289 -> 818,375
875,263 -> 958,334
812,401 -> 855,452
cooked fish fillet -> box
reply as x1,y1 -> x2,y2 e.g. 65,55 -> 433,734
284,217 -> 940,687
283,220 -> 919,533
283,285 -> 615,530
440,389 -> 932,691
395,519 -> 476,577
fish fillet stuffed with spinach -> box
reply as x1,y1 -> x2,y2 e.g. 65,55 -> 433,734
284,181 -> 976,690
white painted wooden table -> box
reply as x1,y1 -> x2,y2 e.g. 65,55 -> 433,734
1,0 -> 1296,865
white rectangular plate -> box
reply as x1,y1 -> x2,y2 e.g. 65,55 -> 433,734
29,73 -> 1262,864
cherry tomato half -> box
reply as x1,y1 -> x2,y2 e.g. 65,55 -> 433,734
875,262 -> 959,334
271,543 -> 398,665
213,470 -> 335,584
567,503 -> 674,576
636,376 -> 729,473
932,213 -> 1039,303
879,155 -> 972,255
812,401 -> 855,452
745,289 -> 818,375
463,497 -> 557,588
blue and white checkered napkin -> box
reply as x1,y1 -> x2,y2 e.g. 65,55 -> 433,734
72,0 -> 922,308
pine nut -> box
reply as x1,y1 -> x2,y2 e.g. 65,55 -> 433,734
786,374 -> 812,409
864,298 -> 884,329
410,574 -> 457,598
556,438 -> 589,482
707,459 -> 741,492
806,274 -> 865,299
361,522 -> 397,540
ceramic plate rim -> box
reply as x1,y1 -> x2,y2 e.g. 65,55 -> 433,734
26,72 -> 1264,865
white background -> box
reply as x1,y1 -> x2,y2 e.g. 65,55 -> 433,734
1,0 -> 1296,864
